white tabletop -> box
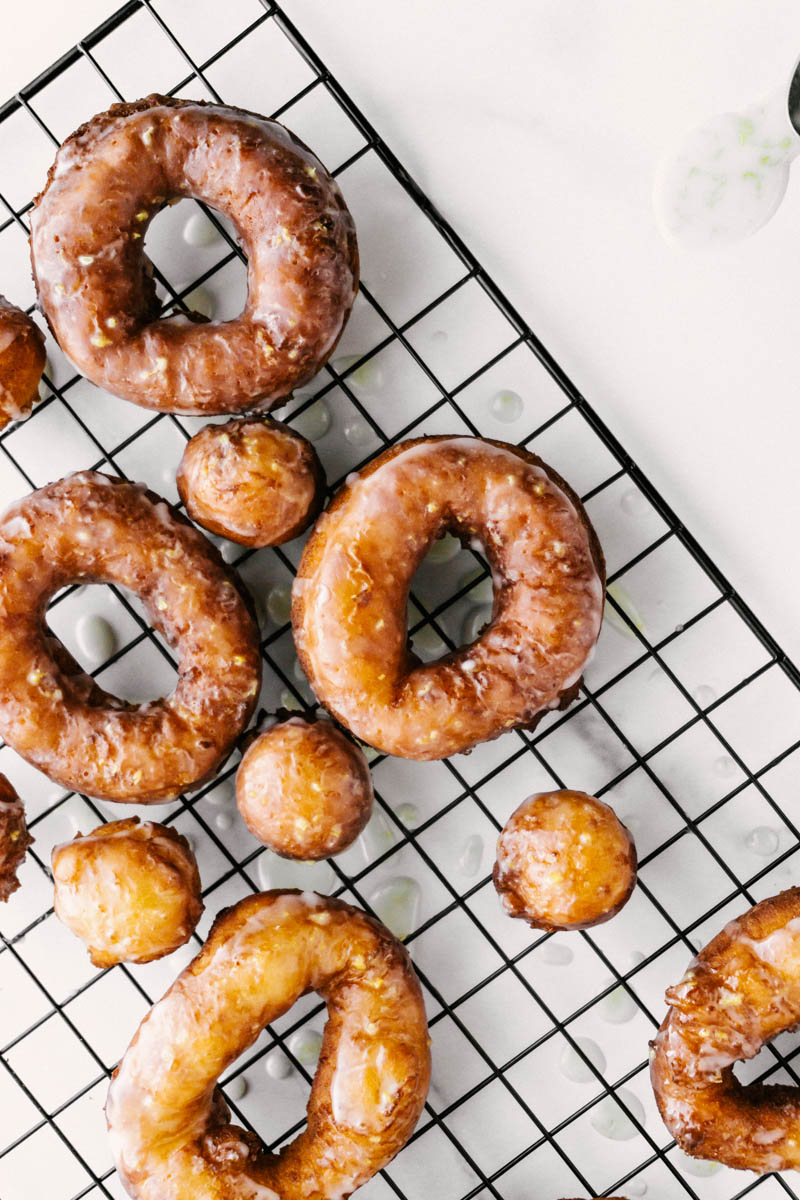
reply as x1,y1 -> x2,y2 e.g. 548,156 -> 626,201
5,0 -> 800,661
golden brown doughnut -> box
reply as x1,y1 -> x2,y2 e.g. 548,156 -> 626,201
107,890 -> 431,1200
293,436 -> 605,760
236,716 -> 373,859
177,417 -> 325,547
0,471 -> 261,802
0,773 -> 33,901
651,887 -> 800,1173
52,816 -> 203,967
0,296 -> 46,430
30,94 -> 358,414
493,790 -> 636,930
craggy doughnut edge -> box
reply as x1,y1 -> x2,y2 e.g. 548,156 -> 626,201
107,890 -> 431,1200
651,886 -> 800,1173
0,472 -> 261,802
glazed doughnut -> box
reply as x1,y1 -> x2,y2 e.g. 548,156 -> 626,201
0,774 -> 33,901
651,887 -> 800,1173
177,417 -> 325,547
293,437 -> 605,760
30,94 -> 358,414
0,472 -> 261,802
107,890 -> 431,1200
236,716 -> 373,859
0,296 -> 46,430
493,790 -> 636,930
52,817 -> 203,967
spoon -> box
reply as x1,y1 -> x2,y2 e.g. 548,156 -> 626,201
653,56 -> 800,248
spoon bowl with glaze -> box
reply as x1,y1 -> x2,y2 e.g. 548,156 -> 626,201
654,56 -> 800,249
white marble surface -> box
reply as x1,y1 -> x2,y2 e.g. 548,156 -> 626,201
3,0 -> 800,661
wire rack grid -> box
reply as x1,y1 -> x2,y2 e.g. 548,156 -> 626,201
1,3 -> 800,1199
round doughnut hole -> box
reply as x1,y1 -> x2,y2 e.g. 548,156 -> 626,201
237,717 -> 373,860
409,534 -> 494,663
46,584 -> 178,704
493,790 -> 637,931
143,199 -> 246,325
52,816 -> 203,966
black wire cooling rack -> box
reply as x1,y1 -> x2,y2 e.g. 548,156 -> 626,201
2,3 -> 800,1199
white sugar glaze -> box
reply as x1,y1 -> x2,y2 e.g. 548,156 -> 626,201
107,892 -> 430,1200
655,62 -> 800,248
651,890 -> 800,1172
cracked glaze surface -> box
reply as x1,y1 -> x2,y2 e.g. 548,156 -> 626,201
107,890 -> 431,1200
293,437 -> 605,760
651,887 -> 800,1173
0,472 -> 261,802
30,95 -> 358,414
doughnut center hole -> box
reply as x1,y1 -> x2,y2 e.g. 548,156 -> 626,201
142,199 -> 246,324
733,1033 -> 800,1083
408,530 -> 495,661
46,584 -> 179,704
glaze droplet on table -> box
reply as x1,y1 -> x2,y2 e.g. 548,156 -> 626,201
75,613 -> 117,667
559,1036 -> 607,1083
368,875 -> 421,940
343,416 -> 373,446
291,399 -> 331,442
600,985 -> 638,1024
182,210 -> 222,247
589,1087 -> 645,1141
425,532 -> 462,564
489,388 -> 524,423
745,825 -> 779,856
395,802 -> 420,827
265,582 -> 292,626
458,834 -> 483,877
256,851 -> 335,894
288,1027 -> 322,1067
461,604 -> 492,645
540,940 -> 574,966
332,353 -> 384,398
265,1048 -> 293,1079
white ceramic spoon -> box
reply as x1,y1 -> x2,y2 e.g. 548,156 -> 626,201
654,57 -> 800,248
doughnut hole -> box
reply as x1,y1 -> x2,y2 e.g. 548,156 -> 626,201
493,789 -> 636,931
0,773 -> 32,901
52,816 -> 203,966
236,717 -> 373,859
0,295 -> 46,430
177,417 -> 326,547
410,535 -> 493,662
